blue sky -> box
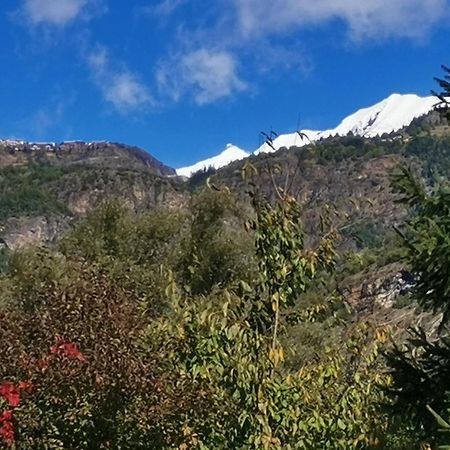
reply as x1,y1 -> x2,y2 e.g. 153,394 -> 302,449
1,0 -> 450,168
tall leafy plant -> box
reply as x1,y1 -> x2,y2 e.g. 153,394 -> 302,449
148,170 -> 389,449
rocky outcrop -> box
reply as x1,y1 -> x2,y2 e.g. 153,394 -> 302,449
0,216 -> 71,250
53,163 -> 187,213
0,174 -> 188,250
343,263 -> 415,314
216,148 -> 409,249
360,267 -> 415,310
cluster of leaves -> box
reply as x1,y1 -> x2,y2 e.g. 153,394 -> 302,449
427,407 -> 450,450
59,189 -> 255,299
392,168 -> 450,321
178,187 -> 255,295
432,64 -> 450,113
386,329 -> 450,434
0,379 -> 30,446
149,285 -> 390,449
59,200 -> 186,311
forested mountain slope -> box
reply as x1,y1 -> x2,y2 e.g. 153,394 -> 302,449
0,141 -> 186,249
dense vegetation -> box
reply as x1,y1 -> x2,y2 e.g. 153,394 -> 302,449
0,165 -> 68,219
0,71 -> 450,449
0,161 -> 446,448
0,181 -> 383,449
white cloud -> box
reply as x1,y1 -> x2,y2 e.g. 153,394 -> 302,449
104,73 -> 153,112
87,47 -> 153,113
247,40 -> 313,77
152,0 -> 449,105
86,45 -> 108,71
147,0 -> 187,17
157,48 -> 247,105
233,0 -> 449,41
23,0 -> 89,26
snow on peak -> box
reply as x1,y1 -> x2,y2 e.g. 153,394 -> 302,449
177,93 -> 438,177
176,144 -> 249,177
253,93 -> 437,154
332,93 -> 437,138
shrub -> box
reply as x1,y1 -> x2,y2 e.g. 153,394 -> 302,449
0,253 -> 199,449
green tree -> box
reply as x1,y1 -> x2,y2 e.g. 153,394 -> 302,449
391,167 -> 450,322
148,171 -> 389,449
432,64 -> 450,123
385,167 -> 450,445
179,187 -> 255,295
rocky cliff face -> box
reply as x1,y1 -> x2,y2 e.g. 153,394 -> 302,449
215,145 -> 408,249
0,172 -> 188,250
1,119 -> 449,253
54,168 -> 186,216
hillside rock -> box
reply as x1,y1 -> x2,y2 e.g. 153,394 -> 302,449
215,148 -> 408,248
0,216 -> 71,250
361,268 -> 415,310
59,170 -> 187,216
343,263 -> 415,314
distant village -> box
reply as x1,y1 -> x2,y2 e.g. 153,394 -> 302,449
0,140 -> 112,152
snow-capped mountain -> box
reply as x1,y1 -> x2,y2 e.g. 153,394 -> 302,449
332,93 -> 436,137
176,93 -> 438,176
176,144 -> 249,177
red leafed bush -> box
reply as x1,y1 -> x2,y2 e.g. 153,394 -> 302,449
49,339 -> 87,363
0,381 -> 33,447
0,414 -> 14,447
0,382 -> 19,447
0,252 -> 203,450
0,382 -> 20,408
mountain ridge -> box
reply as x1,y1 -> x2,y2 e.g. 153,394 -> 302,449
177,93 -> 438,177
0,140 -> 176,177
